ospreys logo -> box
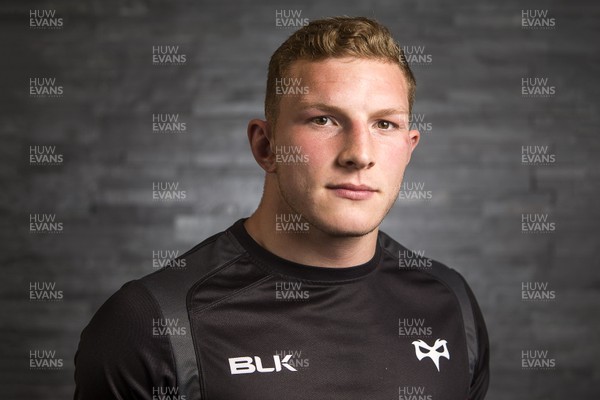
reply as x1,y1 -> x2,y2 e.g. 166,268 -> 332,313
412,339 -> 450,372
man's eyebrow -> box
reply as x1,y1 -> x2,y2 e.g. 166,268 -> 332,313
371,108 -> 410,118
295,102 -> 344,114
296,102 -> 409,117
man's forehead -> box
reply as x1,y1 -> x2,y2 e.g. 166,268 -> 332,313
289,57 -> 407,88
281,58 -> 410,113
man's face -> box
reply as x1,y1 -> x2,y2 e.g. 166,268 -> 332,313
271,57 -> 419,237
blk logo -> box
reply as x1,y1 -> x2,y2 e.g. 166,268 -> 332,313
412,339 -> 450,372
228,355 -> 297,375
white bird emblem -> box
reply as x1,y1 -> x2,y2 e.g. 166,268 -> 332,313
411,338 -> 450,371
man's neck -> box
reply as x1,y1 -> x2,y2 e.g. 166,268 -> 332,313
244,206 -> 379,268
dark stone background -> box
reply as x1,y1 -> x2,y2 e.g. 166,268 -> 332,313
1,0 -> 599,399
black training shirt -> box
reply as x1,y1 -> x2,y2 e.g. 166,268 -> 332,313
74,218 -> 489,399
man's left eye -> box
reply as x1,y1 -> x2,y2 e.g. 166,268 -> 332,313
376,120 -> 396,130
312,116 -> 330,125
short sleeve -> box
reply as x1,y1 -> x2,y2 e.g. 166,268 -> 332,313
74,281 -> 178,399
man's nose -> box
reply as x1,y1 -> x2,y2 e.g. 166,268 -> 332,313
336,124 -> 375,170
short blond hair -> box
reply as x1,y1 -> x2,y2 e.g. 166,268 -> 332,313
265,16 -> 416,123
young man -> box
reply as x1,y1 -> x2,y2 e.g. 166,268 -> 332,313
75,17 -> 489,400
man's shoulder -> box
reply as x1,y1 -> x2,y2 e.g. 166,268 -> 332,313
377,229 -> 470,291
137,222 -> 247,291
75,223 -> 247,397
81,222 -> 247,334
378,229 -> 484,387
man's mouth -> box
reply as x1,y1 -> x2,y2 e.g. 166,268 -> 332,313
326,183 -> 377,200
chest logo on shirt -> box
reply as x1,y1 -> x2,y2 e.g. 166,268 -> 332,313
228,355 -> 297,375
411,339 -> 450,371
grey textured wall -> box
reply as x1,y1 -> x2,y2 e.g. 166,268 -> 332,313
1,0 -> 599,399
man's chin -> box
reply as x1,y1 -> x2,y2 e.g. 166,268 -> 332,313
307,212 -> 381,238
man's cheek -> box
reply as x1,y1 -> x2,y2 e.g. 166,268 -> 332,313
303,146 -> 333,172
274,141 -> 315,166
280,163 -> 311,188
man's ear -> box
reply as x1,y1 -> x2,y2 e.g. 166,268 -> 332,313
406,129 -> 420,164
247,119 -> 276,173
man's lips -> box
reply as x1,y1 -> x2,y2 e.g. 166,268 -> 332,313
326,183 -> 377,200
